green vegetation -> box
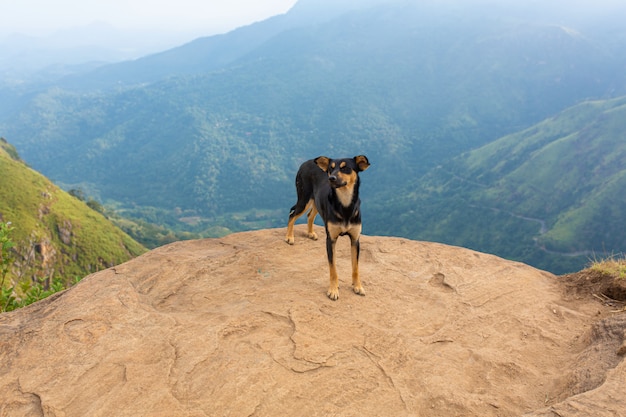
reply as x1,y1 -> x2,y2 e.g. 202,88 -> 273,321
1,3 -> 626,275
1,221 -> 70,311
368,96 -> 626,274
4,3 -> 624,220
0,140 -> 146,311
0,137 -> 20,161
106,205 -> 282,249
0,221 -> 15,309
590,255 -> 626,280
1,221 -> 17,311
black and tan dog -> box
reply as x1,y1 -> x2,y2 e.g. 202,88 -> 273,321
285,155 -> 370,300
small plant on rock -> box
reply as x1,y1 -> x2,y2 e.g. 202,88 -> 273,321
590,255 -> 626,279
1,221 -> 16,311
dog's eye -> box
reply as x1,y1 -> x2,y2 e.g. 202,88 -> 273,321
340,167 -> 351,174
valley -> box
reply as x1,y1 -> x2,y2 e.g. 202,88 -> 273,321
2,0 -> 626,274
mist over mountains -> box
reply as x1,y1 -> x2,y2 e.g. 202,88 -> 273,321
2,0 -> 626,273
0,23 -> 194,81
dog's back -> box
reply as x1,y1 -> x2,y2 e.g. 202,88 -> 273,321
289,160 -> 328,217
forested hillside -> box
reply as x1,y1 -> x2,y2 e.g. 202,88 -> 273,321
0,138 -> 146,309
368,96 -> 626,273
1,0 -> 626,273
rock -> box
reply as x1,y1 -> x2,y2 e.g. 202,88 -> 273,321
1,226 -> 624,416
57,220 -> 73,245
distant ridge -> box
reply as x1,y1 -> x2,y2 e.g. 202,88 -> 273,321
2,0 -> 626,276
60,0 -> 391,90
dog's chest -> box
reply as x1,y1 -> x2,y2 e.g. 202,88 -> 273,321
326,219 -> 362,240
331,198 -> 360,225
335,186 -> 354,207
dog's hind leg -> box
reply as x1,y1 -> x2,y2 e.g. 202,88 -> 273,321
286,199 -> 313,244
306,204 -> 319,240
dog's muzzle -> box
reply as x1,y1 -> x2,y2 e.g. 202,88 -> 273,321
329,175 -> 347,188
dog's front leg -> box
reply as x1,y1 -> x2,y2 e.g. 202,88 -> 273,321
326,234 -> 339,300
350,236 -> 365,296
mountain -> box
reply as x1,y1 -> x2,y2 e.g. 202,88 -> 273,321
368,96 -> 626,274
1,0 -> 626,274
0,138 -> 146,305
0,21 -> 200,79
54,0 -> 392,90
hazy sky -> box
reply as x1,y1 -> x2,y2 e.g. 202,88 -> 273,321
4,0 -> 626,38
0,0 -> 299,37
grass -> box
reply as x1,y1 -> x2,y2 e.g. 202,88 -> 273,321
1,142 -> 147,311
589,255 -> 626,279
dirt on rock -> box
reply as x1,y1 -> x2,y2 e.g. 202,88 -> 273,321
1,226 -> 625,416
561,269 -> 626,308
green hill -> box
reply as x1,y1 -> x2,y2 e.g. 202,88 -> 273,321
1,1 -> 626,274
2,1 -> 624,220
368,96 -> 626,274
0,138 -> 146,308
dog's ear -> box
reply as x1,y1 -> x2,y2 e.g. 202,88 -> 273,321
315,156 -> 330,171
354,155 -> 370,172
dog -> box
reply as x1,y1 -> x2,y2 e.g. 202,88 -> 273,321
285,155 -> 370,300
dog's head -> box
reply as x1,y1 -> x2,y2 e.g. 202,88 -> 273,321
314,155 -> 370,188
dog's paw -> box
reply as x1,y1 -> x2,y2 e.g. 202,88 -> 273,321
353,286 -> 366,296
307,231 -> 318,241
327,288 -> 339,301
285,236 -> 295,245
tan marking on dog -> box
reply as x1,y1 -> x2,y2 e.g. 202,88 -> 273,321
351,242 -> 364,295
326,222 -> 360,240
306,204 -> 318,240
335,170 -> 358,207
285,199 -> 316,244
325,222 -> 363,300
315,157 -> 330,171
355,155 -> 370,172
327,259 -> 339,300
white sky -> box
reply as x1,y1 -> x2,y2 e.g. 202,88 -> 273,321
0,0 -> 299,37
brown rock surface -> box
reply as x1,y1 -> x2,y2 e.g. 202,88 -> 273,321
1,226 -> 625,416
